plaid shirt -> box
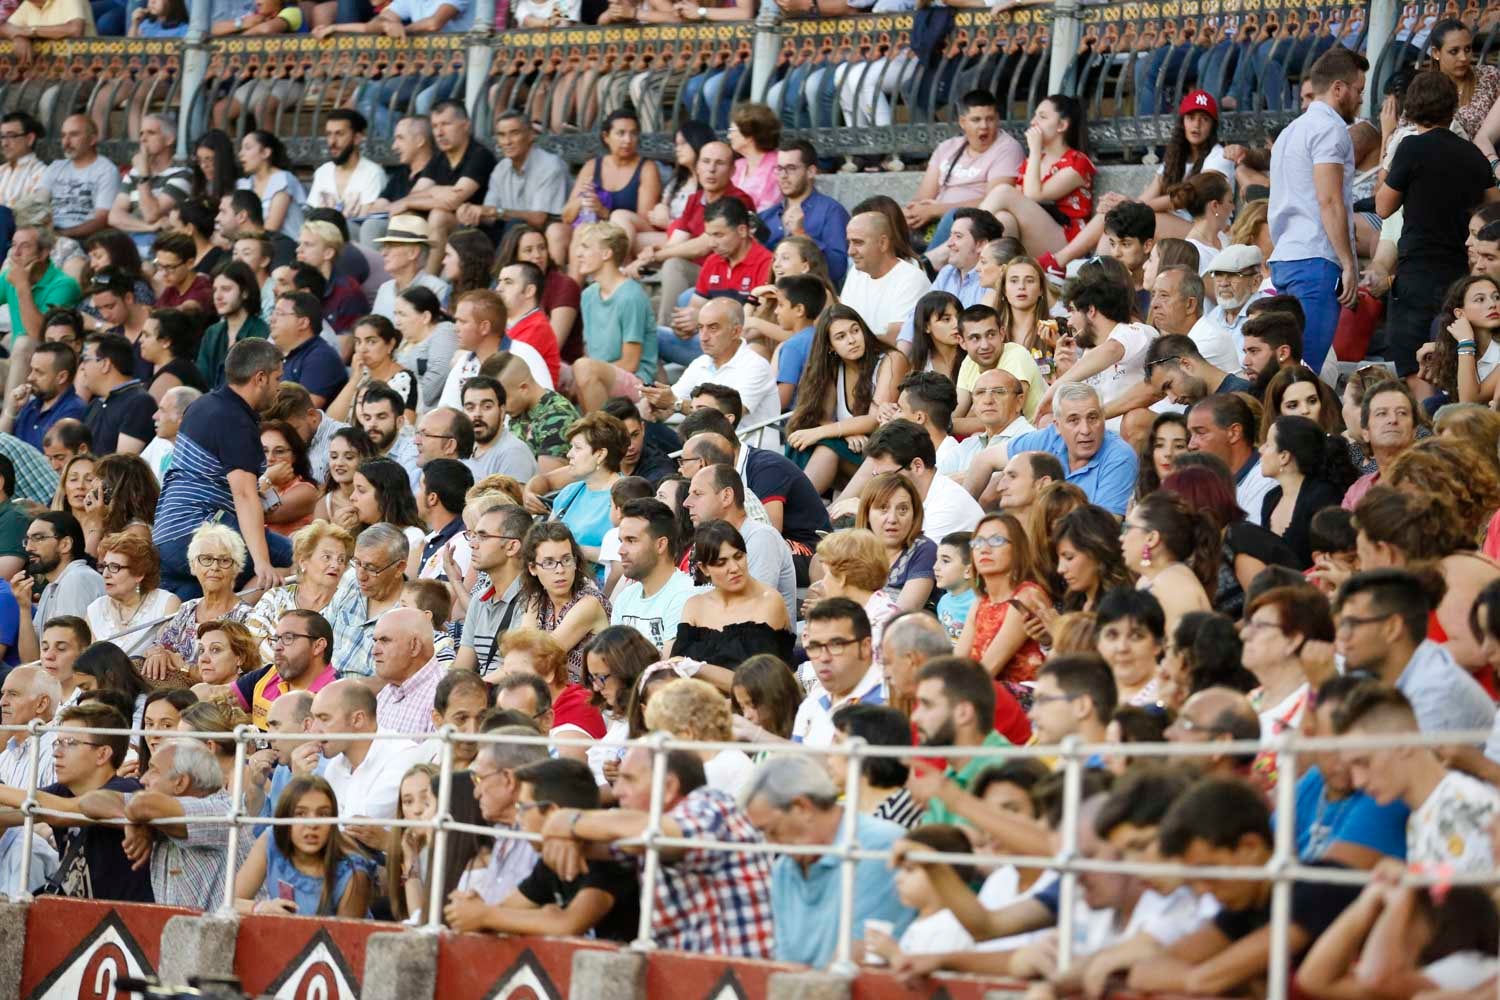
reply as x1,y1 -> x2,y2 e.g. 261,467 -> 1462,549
328,574 -> 380,678
642,787 -> 775,957
145,789 -> 239,911
0,433 -> 58,505
376,656 -> 443,735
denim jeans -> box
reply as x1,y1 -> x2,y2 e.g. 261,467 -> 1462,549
657,327 -> 703,367
1269,257 -> 1341,374
160,526 -> 293,600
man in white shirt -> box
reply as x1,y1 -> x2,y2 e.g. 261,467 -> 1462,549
308,109 -> 388,222
1188,245 -> 1267,370
1186,395 -> 1275,525
640,298 -> 779,449
1045,262 -> 1158,437
611,498 -> 701,651
0,666 -> 59,789
793,598 -> 885,746
304,679 -> 419,850
684,465 -> 795,622
861,419 -> 982,544
439,289 -> 551,410
371,215 -> 449,322
841,212 -> 933,346
139,385 -> 199,485
0,111 -> 45,208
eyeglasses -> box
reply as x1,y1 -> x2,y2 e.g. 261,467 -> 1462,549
0,131 -> 27,140
532,556 -> 575,572
79,354 -> 101,366
99,560 -> 132,576
588,671 -> 614,689
54,737 -> 103,751
270,632 -> 315,647
969,535 -> 1010,551
472,768 -> 503,786
465,531 -> 520,545
195,554 -> 237,570
805,636 -> 859,658
23,532 -> 57,545
1336,613 -> 1392,634
1166,716 -> 1227,737
1240,618 -> 1288,637
515,800 -> 552,816
351,556 -> 403,576
152,258 -> 186,271
413,429 -> 454,440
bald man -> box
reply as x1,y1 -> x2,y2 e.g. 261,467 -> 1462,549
642,298 -> 780,449
840,211 -> 932,345
306,678 -> 420,827
1167,687 -> 1262,780
373,607 -> 442,736
0,665 -> 61,787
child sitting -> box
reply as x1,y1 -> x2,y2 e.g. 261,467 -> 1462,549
934,530 -> 977,642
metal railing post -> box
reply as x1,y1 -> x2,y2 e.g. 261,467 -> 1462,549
217,727 -> 249,916
178,0 -> 213,159
1266,735 -> 1298,1000
1054,735 -> 1082,975
464,0 -> 497,137
830,738 -> 865,978
1048,0 -> 1081,95
424,727 -> 457,930
1364,0 -> 1399,119
750,1 -> 783,105
14,720 -> 44,898
631,731 -> 670,952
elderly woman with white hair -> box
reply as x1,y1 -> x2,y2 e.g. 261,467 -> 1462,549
139,523 -> 253,684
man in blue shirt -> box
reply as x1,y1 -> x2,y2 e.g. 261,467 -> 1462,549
758,139 -> 850,287
897,207 -> 1002,348
1003,383 -> 1138,514
153,338 -> 291,599
270,291 -> 347,408
741,755 -> 914,968
770,274 -> 829,411
5,342 -> 85,451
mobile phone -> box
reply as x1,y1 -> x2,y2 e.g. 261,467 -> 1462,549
277,880 -> 296,902
1007,598 -> 1031,615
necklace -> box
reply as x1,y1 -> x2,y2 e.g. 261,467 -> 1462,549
109,593 -> 148,630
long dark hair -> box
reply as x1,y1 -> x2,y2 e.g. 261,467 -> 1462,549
1268,415 -> 1357,490
581,625 -> 658,712
849,195 -> 922,265
1053,505 -> 1134,611
787,304 -> 894,435
1134,411 -> 1188,502
1161,111 -> 1222,187
690,519 -> 748,587
213,260 -> 262,317
518,521 -> 589,613
1134,489 -> 1221,595
1432,274 -> 1499,399
136,688 -> 197,772
262,419 -> 314,484
273,776 -> 365,915
672,119 -> 716,193
908,290 -> 963,382
397,285 -> 452,328
446,229 -> 496,297
1043,93 -> 1088,154
325,425 -> 377,492
654,476 -> 695,561
194,130 -> 241,201
496,223 -> 551,274
75,642 -> 150,706
354,458 -> 423,530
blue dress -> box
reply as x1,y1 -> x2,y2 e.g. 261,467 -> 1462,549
259,833 -> 375,917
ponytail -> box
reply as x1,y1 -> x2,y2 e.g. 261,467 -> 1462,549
1167,171 -> 1231,218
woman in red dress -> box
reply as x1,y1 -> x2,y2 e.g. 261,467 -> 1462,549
955,512 -> 1052,711
978,94 -> 1096,269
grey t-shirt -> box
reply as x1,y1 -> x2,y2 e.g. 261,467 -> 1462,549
460,574 -> 523,678
741,516 -> 796,623
36,559 -> 105,628
610,571 -> 702,652
465,428 -> 537,482
40,156 -> 120,230
483,148 -> 570,216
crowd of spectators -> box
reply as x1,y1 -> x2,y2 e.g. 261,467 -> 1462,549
1,21 -> 1500,1000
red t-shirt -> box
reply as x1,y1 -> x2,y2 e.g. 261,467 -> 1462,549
695,241 -> 774,302
552,684 -> 607,739
507,309 -> 562,384
665,185 -> 758,261
159,273 -> 214,315
1015,149 -> 1096,241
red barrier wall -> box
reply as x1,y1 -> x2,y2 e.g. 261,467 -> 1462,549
234,913 -> 390,999
19,897 -> 195,1000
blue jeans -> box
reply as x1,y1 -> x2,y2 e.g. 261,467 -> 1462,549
657,328 -> 703,366
1270,258 -> 1341,374
92,0 -> 125,34
159,526 -> 293,600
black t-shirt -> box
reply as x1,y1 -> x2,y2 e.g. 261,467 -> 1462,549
418,141 -> 499,206
154,356 -> 208,393
743,445 -> 832,551
380,164 -> 416,204
1387,128 -> 1494,271
196,246 -> 228,277
42,776 -> 154,902
84,380 -> 157,454
517,857 -> 640,942
1211,862 -> 1359,944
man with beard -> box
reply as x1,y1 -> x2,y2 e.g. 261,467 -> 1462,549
1267,46 -> 1367,375
356,381 -> 420,471
461,375 -> 537,480
1186,394 -> 1277,524
908,656 -> 1008,826
154,338 -> 290,597
454,505 -> 531,678
3,342 -> 85,451
761,139 -> 849,284
1342,382 -> 1419,510
610,498 -> 698,652
11,510 -> 100,663
1188,245 -> 1266,367
307,110 -> 387,224
1240,310 -> 1304,396
1144,335 -> 1253,406
230,609 -> 337,730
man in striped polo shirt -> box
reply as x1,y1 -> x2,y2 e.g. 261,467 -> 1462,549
153,338 -> 290,598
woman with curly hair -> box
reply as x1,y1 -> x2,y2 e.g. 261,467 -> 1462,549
1354,484 -> 1500,677
441,229 -> 497,300
78,453 -> 158,558
785,305 -> 906,496
1425,274 -> 1500,406
1387,436 -> 1500,546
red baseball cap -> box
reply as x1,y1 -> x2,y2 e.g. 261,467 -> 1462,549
1179,90 -> 1219,119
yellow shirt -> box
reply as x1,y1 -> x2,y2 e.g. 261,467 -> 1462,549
957,343 -> 1046,421
9,0 -> 96,33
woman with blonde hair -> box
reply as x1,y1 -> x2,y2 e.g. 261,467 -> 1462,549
993,256 -> 1059,353
815,528 -> 897,670
1228,199 -> 1272,259
857,472 -> 936,612
498,628 -> 606,763
52,454 -> 96,520
141,523 -> 251,683
644,677 -> 753,795
244,521 -> 354,661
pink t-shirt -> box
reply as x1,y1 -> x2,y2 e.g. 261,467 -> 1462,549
927,133 -> 1025,206
732,153 -> 781,214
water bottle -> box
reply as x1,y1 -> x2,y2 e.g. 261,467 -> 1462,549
577,183 -> 598,225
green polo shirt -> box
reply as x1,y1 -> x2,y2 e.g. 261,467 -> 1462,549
0,263 -> 82,343
921,730 -> 1012,827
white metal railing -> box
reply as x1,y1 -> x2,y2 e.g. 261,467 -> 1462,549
2,719 -> 1497,996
